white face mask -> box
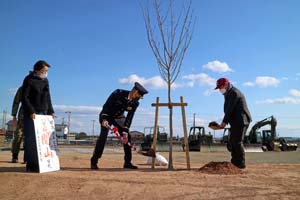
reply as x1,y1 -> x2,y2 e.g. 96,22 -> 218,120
219,88 -> 226,95
39,72 -> 48,79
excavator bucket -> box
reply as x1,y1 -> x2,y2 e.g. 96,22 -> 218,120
227,142 -> 264,153
244,145 -> 264,152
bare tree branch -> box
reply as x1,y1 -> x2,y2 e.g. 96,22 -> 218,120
142,0 -> 195,170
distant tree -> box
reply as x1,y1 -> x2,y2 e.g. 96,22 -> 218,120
76,132 -> 88,140
142,0 -> 195,169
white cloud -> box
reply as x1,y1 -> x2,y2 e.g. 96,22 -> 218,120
244,76 -> 280,88
256,97 -> 300,104
203,89 -> 217,96
119,74 -> 167,89
182,73 -> 217,96
119,74 -> 194,89
52,105 -> 102,134
171,82 -> 193,89
255,76 -> 280,88
182,73 -> 215,87
243,82 -> 255,87
289,89 -> 300,97
53,105 -> 101,114
202,60 -> 233,73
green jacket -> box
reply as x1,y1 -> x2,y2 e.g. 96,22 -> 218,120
11,87 -> 23,120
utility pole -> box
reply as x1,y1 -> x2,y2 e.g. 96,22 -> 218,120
65,111 -> 71,143
193,113 -> 196,134
92,119 -> 95,140
2,110 -> 7,130
193,113 -> 196,127
1,110 -> 3,129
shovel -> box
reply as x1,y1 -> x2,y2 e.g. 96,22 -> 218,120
107,126 -> 156,158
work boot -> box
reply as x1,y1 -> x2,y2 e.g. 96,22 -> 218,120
12,153 -> 18,163
232,162 -> 246,169
123,163 -> 138,169
236,164 -> 246,169
90,158 -> 99,170
91,163 -> 99,170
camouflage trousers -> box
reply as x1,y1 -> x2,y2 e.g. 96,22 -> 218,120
11,120 -> 24,156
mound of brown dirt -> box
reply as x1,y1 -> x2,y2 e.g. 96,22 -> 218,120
199,161 -> 244,175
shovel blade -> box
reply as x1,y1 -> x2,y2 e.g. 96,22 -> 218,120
138,148 -> 156,158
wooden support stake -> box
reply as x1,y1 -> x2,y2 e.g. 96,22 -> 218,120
151,103 -> 188,107
151,96 -> 190,170
180,96 -> 190,169
151,97 -> 160,169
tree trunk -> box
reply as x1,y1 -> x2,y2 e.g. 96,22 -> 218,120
168,81 -> 174,170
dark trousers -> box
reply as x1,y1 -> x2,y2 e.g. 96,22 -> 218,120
229,125 -> 249,167
91,119 -> 132,165
23,115 -> 39,169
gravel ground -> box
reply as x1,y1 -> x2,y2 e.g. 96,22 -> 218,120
1,145 -> 300,200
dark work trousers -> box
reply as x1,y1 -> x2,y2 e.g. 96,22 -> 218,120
91,119 -> 132,165
229,125 -> 249,167
23,115 -> 39,170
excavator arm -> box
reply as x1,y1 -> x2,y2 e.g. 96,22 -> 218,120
247,116 -> 277,143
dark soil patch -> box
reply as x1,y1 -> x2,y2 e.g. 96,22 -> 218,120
199,161 -> 244,175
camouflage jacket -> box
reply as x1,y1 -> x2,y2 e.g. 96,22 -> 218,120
11,87 -> 23,120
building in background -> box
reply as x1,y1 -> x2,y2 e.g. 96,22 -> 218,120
55,124 -> 68,139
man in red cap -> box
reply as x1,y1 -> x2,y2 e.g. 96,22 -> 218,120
215,77 -> 252,169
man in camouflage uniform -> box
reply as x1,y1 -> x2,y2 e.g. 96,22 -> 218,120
11,86 -> 25,163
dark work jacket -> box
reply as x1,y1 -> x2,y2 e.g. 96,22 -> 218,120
100,89 -> 139,130
222,84 -> 252,127
22,73 -> 54,116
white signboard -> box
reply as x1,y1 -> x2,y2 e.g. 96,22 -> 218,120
34,115 -> 60,173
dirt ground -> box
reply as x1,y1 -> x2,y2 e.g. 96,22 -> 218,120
1,145 -> 300,200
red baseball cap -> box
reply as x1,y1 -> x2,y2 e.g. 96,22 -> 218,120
215,78 -> 229,89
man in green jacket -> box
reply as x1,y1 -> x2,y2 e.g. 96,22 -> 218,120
11,86 -> 25,163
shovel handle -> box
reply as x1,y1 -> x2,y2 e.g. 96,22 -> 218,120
107,126 -> 136,151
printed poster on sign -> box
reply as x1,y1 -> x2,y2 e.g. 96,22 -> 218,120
34,115 -> 60,173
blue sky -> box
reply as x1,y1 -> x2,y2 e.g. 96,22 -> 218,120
1,0 -> 299,138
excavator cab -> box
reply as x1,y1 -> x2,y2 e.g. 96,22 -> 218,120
141,126 -> 168,151
255,132 -> 263,143
261,130 -> 275,151
186,127 -> 204,151
186,126 -> 213,151
262,130 -> 273,143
